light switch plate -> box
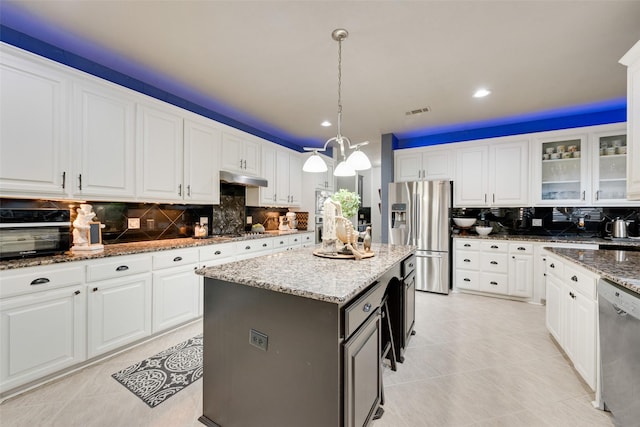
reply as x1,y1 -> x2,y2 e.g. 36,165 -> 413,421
128,218 -> 140,229
532,218 -> 542,227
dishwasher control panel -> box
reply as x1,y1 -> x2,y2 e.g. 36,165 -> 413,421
598,279 -> 639,315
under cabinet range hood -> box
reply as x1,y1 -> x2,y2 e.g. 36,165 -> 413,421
219,170 -> 268,187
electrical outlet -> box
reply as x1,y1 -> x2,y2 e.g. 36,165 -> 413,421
246,216 -> 253,224
532,218 -> 542,227
249,329 -> 268,351
128,218 -> 140,229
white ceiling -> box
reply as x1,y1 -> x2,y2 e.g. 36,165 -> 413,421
5,1 -> 640,164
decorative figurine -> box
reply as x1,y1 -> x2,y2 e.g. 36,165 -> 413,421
71,203 -> 104,253
363,226 -> 372,252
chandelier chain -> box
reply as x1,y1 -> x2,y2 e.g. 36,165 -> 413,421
337,37 -> 343,138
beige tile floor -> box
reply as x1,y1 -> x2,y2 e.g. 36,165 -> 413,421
0,292 -> 613,427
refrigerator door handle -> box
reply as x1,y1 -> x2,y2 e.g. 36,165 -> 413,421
416,253 -> 443,259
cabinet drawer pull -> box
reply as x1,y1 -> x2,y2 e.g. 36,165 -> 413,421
490,281 -> 498,286
490,261 -> 498,265
214,250 -> 222,255
294,238 -> 298,242
30,277 -> 50,286
93,287 -> 98,292
550,263 -> 555,268
571,275 -> 578,282
262,243 -> 268,247
464,259 -> 471,263
463,278 -> 471,282
464,244 -> 471,247
569,291 -> 576,299
116,265 -> 129,271
173,256 -> 183,262
245,246 -> 251,250
490,245 -> 498,249
280,240 -> 285,244
363,303 -> 372,313
74,290 -> 81,296
517,247 -> 526,251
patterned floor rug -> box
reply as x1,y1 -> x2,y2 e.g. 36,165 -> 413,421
112,334 -> 203,407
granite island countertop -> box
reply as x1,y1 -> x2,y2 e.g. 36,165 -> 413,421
545,247 -> 640,295
0,230 -> 313,271
196,243 -> 415,304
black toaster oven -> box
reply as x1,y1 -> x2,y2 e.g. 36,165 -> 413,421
0,208 -> 71,260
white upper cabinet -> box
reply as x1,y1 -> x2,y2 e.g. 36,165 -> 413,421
247,144 -> 301,207
0,44 -> 69,198
71,77 -> 136,200
590,125 -> 630,206
455,145 -> 489,206
620,40 -> 640,200
136,102 -> 185,202
455,138 -> 529,207
184,116 -> 221,205
532,131 -> 589,205
221,132 -> 260,176
395,146 -> 453,182
309,153 -> 335,190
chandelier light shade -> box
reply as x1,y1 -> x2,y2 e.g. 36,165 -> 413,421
302,28 -> 372,176
302,151 -> 328,173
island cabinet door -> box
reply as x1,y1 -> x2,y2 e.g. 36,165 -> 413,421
343,310 -> 381,427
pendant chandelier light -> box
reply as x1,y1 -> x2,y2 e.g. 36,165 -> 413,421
302,29 -> 372,177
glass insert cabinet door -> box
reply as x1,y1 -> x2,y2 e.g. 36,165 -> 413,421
594,133 -> 627,203
539,136 -> 586,203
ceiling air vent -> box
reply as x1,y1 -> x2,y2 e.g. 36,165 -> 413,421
405,106 -> 431,116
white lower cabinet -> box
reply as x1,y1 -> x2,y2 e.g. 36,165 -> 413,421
544,252 -> 598,390
152,248 -> 200,333
508,243 -> 533,298
0,285 -> 86,393
86,254 -> 152,358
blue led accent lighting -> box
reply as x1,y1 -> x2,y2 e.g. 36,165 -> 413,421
0,4 -> 325,153
395,100 -> 626,150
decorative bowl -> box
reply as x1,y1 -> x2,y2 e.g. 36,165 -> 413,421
453,218 -> 476,228
475,226 -> 493,236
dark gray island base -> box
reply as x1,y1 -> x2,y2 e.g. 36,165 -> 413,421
195,243 -> 416,427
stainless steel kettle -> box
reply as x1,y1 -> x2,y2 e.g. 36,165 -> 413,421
605,218 -> 628,238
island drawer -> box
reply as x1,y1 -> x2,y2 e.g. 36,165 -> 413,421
402,254 -> 416,277
199,242 -> 237,264
564,264 -> 597,299
344,280 -> 386,339
546,256 -> 564,279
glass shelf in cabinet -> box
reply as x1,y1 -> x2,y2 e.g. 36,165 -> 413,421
541,179 -> 581,185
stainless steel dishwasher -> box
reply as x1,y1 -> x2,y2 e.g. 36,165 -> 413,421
598,278 -> 640,427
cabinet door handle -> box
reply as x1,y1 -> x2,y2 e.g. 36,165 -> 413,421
490,260 -> 498,265
74,290 -> 81,296
173,256 -> 183,262
512,256 -> 516,259
550,263 -> 555,268
484,194 -> 487,203
78,174 -> 82,191
62,171 -> 66,189
243,159 -> 247,169
571,275 -> 578,282
595,190 -> 599,201
214,250 -> 222,255
93,287 -> 99,292
30,277 -> 50,286
569,291 -> 576,299
363,303 -> 372,313
187,185 -> 191,197
492,194 -> 495,203
116,265 -> 129,271
178,184 -> 182,196
490,281 -> 498,286
463,278 -> 471,282
240,159 -> 243,169
582,191 -> 585,200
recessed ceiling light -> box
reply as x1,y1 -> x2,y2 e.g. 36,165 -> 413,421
321,120 -> 332,127
473,88 -> 491,98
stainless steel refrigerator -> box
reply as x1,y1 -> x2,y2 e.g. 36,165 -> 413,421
388,180 -> 451,294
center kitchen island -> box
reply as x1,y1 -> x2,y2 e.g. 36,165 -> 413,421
195,243 -> 416,427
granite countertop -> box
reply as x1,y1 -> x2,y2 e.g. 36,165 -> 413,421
546,247 -> 640,295
453,233 -> 640,248
196,243 -> 415,305
0,230 -> 313,271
